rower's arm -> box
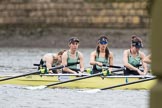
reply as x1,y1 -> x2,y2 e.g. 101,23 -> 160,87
43,55 -> 53,73
140,52 -> 148,74
90,51 -> 102,66
78,52 -> 84,72
143,54 -> 151,64
109,52 -> 114,71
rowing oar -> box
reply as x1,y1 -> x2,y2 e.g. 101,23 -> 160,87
83,76 -> 157,93
0,62 -> 79,82
101,77 -> 156,90
103,64 -> 123,69
26,68 -> 124,90
33,64 -> 55,67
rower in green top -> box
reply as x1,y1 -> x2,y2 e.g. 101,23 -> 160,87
90,35 -> 114,74
66,50 -> 79,70
62,37 -> 84,74
123,35 -> 148,75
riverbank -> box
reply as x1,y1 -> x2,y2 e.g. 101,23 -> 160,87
0,26 -> 150,48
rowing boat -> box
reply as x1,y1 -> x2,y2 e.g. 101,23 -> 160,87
0,73 -> 156,90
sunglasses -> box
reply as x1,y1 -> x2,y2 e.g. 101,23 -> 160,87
99,41 -> 108,44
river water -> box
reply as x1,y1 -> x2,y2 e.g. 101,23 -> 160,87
0,47 -> 150,108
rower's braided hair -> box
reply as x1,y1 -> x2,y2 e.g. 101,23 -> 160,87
96,35 -> 109,60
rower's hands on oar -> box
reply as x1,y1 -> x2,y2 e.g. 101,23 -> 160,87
76,70 -> 85,76
48,71 -> 53,74
136,69 -> 146,75
80,68 -> 85,73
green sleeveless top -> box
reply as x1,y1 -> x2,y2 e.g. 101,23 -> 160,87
67,51 -> 79,69
128,51 -> 141,67
95,54 -> 108,70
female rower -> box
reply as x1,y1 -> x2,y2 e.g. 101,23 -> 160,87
90,35 -> 114,74
123,35 -> 148,75
61,37 -> 84,74
39,49 -> 66,73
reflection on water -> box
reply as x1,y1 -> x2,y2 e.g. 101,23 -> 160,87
0,47 -> 150,108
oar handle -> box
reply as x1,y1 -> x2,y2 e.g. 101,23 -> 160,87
49,62 -> 80,71
102,64 -> 123,68
108,65 -> 123,68
33,64 -> 55,67
33,64 -> 46,67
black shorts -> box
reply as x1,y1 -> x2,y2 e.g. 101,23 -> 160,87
124,68 -> 140,75
91,65 -> 102,74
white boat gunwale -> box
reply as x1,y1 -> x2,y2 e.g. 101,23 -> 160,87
0,73 -> 155,79
39,73 -> 155,78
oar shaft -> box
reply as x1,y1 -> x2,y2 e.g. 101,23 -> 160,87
111,68 -> 124,72
49,62 -> 80,71
0,62 -> 79,82
100,77 -> 156,90
0,71 -> 40,81
108,65 -> 123,68
33,64 -> 44,67
46,73 -> 102,87
102,64 -> 123,68
34,64 -> 54,67
46,68 -> 124,88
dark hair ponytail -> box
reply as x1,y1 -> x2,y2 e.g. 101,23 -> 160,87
96,46 -> 109,60
96,35 -> 110,59
105,47 -> 110,60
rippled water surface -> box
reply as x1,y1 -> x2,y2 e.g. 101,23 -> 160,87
0,47 -> 150,108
